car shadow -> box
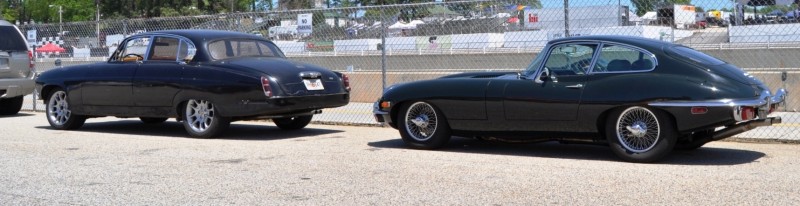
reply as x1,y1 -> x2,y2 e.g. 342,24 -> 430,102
0,113 -> 36,118
367,137 -> 765,165
35,120 -> 343,141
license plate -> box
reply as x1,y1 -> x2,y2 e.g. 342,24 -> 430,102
303,79 -> 324,90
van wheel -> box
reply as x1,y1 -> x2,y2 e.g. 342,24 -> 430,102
0,96 -> 24,115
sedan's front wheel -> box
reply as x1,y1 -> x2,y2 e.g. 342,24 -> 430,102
606,106 -> 677,163
397,101 -> 451,149
46,89 -> 86,130
273,115 -> 312,130
182,99 -> 229,138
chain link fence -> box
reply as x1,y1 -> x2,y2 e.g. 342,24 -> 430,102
14,0 -> 800,139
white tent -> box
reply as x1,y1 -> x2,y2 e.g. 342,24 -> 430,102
388,22 -> 416,30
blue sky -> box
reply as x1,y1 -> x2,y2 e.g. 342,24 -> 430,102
539,0 -> 737,11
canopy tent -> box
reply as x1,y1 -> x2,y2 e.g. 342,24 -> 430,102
387,21 -> 416,30
36,43 -> 66,53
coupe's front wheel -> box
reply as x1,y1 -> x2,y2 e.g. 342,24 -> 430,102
606,106 -> 677,163
397,101 -> 451,149
182,99 -> 229,138
46,89 -> 86,130
273,115 -> 312,130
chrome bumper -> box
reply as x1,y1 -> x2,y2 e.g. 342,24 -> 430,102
373,101 -> 391,123
649,88 -> 787,121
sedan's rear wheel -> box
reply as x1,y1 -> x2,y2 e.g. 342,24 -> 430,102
398,101 -> 451,149
606,106 -> 676,163
140,117 -> 168,124
0,96 -> 24,115
46,89 -> 86,130
182,99 -> 229,138
273,115 -> 312,130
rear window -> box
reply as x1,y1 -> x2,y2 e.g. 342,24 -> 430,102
207,39 -> 284,60
667,46 -> 726,65
0,26 -> 28,51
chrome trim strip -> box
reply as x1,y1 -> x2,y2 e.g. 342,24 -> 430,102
649,88 -> 786,108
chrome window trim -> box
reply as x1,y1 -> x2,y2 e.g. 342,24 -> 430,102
587,42 -> 659,74
146,34 -> 196,63
531,40 -> 601,82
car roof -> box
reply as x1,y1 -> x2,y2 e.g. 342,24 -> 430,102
135,29 -> 264,44
548,35 -> 676,51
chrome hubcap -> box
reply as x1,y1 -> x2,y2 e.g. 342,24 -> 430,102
404,102 -> 438,141
186,100 -> 215,133
47,91 -> 71,125
616,107 -> 660,153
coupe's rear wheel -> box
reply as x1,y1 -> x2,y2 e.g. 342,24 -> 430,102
606,106 -> 676,163
0,96 -> 24,115
182,99 -> 229,138
46,89 -> 86,130
140,117 -> 168,124
398,101 -> 451,149
273,115 -> 312,130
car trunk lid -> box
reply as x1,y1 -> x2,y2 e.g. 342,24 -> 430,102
0,26 -> 31,79
223,57 -> 344,96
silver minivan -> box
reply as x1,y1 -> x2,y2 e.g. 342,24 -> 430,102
0,20 -> 35,115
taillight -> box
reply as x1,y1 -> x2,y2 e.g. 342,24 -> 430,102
261,76 -> 273,97
28,51 -> 35,71
741,106 -> 755,121
342,73 -> 351,92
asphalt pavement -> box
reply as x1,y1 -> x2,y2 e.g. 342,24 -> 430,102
0,112 -> 799,205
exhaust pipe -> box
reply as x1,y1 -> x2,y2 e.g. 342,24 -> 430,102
712,117 -> 781,140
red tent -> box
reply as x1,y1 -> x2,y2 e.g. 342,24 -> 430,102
506,17 -> 519,23
36,43 -> 66,53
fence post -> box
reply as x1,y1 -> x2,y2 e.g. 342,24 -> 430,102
380,7 -> 387,93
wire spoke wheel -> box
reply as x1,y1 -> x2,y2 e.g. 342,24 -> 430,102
404,102 -> 439,141
185,99 -> 215,133
615,106 -> 660,153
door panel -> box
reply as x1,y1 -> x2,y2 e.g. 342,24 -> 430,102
133,61 -> 183,107
81,63 -> 137,106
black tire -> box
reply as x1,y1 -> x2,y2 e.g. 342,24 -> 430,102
397,101 -> 451,150
0,96 -> 24,115
606,106 -> 677,163
273,115 -> 313,130
45,89 -> 86,130
140,117 -> 168,124
181,99 -> 230,138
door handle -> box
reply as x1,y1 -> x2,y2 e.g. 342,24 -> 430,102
566,84 -> 584,89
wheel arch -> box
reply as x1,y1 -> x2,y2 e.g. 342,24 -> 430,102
597,104 -> 679,138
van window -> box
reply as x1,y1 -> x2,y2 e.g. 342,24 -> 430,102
0,26 -> 28,51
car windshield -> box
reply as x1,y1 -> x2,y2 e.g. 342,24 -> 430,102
207,39 -> 285,60
522,52 -> 546,77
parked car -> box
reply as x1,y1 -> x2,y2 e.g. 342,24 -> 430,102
36,30 -> 351,138
0,20 -> 36,115
373,35 -> 786,163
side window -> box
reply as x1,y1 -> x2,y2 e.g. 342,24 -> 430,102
593,44 -> 656,73
149,37 -> 180,61
112,37 -> 149,62
543,43 -> 597,76
177,40 -> 196,62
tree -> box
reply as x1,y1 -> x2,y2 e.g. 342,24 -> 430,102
695,6 -> 704,13
631,0 -> 692,16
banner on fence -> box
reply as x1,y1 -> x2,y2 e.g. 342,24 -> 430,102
297,13 -> 313,35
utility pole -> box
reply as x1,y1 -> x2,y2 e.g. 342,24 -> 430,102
49,5 -> 63,35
